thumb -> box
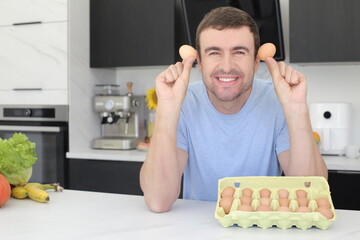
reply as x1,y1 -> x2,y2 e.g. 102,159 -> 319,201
179,56 -> 196,83
265,58 -> 281,85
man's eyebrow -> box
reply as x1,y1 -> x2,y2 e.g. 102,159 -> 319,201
204,46 -> 250,53
233,46 -> 250,52
204,46 -> 221,53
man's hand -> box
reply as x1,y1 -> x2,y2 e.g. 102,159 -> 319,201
155,57 -> 196,110
265,58 -> 307,106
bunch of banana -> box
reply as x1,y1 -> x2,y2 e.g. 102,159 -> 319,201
11,183 -> 63,203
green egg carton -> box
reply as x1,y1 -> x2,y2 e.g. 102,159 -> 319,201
215,176 -> 336,230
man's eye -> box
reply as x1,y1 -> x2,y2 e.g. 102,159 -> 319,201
209,51 -> 219,56
235,51 -> 246,55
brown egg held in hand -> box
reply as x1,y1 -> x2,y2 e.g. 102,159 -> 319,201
316,197 -> 331,209
179,45 -> 197,60
277,189 -> 289,199
260,188 -> 271,198
221,187 -> 235,198
238,204 -> 253,212
316,207 -> 334,219
242,188 -> 253,197
257,43 -> 276,61
219,197 -> 233,214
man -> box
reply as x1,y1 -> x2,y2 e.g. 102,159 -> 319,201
140,7 -> 328,213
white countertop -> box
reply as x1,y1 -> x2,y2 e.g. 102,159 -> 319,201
66,149 -> 360,171
1,190 -> 360,240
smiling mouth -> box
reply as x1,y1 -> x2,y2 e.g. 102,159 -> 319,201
217,77 -> 238,83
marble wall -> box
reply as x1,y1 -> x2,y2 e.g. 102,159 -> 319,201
69,0 -> 360,153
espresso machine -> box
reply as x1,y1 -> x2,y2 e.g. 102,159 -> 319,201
92,83 -> 147,150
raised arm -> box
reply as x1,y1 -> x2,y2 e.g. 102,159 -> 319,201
140,57 -> 196,212
265,58 -> 328,179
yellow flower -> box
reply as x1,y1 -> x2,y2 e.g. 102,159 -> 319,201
145,88 -> 157,110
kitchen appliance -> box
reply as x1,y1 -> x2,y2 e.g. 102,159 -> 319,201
0,105 -> 68,186
92,84 -> 147,150
310,103 -> 352,155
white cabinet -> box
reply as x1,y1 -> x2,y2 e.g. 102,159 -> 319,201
0,22 -> 67,90
0,0 -> 67,26
0,0 -> 68,104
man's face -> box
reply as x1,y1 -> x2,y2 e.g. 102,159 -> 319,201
197,26 -> 260,105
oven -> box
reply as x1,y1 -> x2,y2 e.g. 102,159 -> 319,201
0,105 -> 68,187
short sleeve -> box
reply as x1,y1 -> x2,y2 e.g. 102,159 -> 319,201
177,110 -> 188,152
275,119 -> 290,154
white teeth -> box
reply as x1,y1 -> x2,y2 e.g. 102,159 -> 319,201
218,77 -> 237,82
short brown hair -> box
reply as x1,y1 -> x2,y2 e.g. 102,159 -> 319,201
195,6 -> 260,58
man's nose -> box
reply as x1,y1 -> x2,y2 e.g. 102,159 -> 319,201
221,53 -> 234,73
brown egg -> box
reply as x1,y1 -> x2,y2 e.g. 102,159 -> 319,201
316,207 -> 334,219
219,197 -> 233,214
277,189 -> 289,199
242,188 -> 253,197
259,198 -> 271,206
179,45 -> 197,60
256,205 -> 272,212
237,204 -> 254,212
297,197 -> 309,207
278,198 -> 290,207
296,206 -> 311,213
258,43 -> 276,61
316,197 -> 331,209
296,189 -> 308,198
260,188 -> 271,198
277,206 -> 291,212
221,187 -> 235,198
240,196 -> 252,205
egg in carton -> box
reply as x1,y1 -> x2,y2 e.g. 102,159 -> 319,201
215,176 -> 336,230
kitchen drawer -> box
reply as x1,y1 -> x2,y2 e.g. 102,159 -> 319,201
68,159 -> 144,195
0,0 -> 67,27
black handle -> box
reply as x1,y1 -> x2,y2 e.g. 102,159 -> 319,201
13,21 -> 42,26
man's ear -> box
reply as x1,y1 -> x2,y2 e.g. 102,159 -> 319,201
197,56 -> 202,73
254,55 -> 260,72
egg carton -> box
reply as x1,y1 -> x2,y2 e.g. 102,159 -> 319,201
215,176 -> 336,230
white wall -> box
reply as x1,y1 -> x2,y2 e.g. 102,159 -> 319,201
69,0 -> 360,153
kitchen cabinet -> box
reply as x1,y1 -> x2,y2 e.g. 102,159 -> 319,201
328,170 -> 360,210
90,0 -> 185,67
0,0 -> 67,26
0,22 -> 67,90
67,158 -> 184,197
0,0 -> 68,104
68,159 -> 144,195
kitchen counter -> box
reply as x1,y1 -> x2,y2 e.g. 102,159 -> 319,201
1,190 -> 360,240
66,149 -> 360,171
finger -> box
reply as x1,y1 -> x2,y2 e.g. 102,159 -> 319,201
265,58 -> 281,84
285,65 -> 293,84
164,67 -> 176,83
179,56 -> 196,83
168,64 -> 180,80
175,62 -> 183,77
290,70 -> 301,85
278,61 -> 286,78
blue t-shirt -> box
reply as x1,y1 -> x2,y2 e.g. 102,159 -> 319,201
177,79 -> 290,201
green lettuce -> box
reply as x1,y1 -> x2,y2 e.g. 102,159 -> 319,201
0,133 -> 37,185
